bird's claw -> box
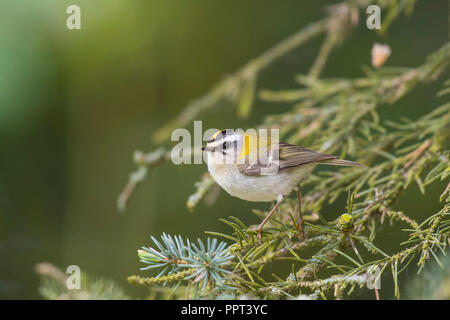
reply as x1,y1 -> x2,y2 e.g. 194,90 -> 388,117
297,219 -> 305,240
252,226 -> 263,245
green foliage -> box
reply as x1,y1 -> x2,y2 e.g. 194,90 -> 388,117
128,234 -> 233,290
405,252 -> 450,299
117,0 -> 449,300
35,263 -> 130,300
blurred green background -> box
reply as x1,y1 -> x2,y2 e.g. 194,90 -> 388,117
0,0 -> 448,299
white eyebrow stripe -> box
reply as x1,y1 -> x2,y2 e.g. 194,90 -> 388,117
207,140 -> 223,148
207,135 -> 237,148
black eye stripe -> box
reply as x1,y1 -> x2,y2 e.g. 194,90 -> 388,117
206,131 -> 239,153
208,129 -> 230,143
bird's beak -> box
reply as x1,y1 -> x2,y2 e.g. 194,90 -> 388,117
201,146 -> 212,152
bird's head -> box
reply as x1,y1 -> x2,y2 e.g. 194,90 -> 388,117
202,129 -> 243,165
202,129 -> 276,165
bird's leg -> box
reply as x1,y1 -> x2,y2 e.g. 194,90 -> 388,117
254,195 -> 284,245
297,186 -> 305,240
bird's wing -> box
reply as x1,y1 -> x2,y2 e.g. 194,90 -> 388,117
236,142 -> 336,176
277,142 -> 337,170
236,160 -> 275,176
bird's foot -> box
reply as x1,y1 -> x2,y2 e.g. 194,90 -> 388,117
252,226 -> 263,245
297,219 -> 305,241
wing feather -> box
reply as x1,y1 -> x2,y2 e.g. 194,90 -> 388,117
278,142 -> 336,170
236,142 -> 337,176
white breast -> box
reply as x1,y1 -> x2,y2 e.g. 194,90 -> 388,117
207,156 -> 315,202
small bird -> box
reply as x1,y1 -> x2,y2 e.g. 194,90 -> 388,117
202,129 -> 363,243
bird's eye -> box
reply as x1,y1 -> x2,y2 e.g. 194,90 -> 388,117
222,142 -> 227,150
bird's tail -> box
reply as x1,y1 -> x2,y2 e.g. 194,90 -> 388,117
320,158 -> 364,167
